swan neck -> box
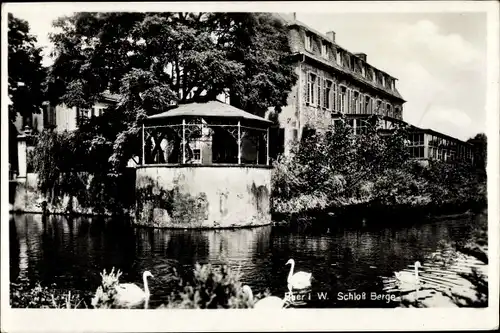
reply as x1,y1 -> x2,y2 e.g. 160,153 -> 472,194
143,274 -> 150,296
246,287 -> 253,301
288,261 -> 295,280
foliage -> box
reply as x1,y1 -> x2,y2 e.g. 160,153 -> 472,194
91,268 -> 123,309
467,132 -> 487,175
271,115 -> 486,216
31,130 -> 135,213
10,281 -> 89,308
272,115 -> 413,212
8,13 -> 46,125
162,263 -> 254,309
47,12 -> 297,171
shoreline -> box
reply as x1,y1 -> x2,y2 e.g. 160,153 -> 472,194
10,201 -> 485,230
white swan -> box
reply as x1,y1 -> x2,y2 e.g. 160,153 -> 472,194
394,261 -> 421,289
114,271 -> 154,308
394,261 -> 422,302
242,285 -> 286,309
286,259 -> 312,290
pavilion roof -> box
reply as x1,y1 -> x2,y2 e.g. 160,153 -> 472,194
146,101 -> 272,124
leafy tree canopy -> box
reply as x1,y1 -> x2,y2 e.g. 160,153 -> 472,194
8,13 -> 46,125
47,12 -> 297,170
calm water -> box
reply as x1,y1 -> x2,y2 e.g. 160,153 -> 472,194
9,213 -> 481,308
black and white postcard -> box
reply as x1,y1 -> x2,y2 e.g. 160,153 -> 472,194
1,1 -> 499,332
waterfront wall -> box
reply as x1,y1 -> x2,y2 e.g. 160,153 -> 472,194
10,172 -> 135,216
10,173 -> 90,215
135,165 -> 272,228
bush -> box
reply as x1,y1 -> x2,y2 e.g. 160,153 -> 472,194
91,268 -> 123,309
10,281 -> 90,308
161,263 -> 254,309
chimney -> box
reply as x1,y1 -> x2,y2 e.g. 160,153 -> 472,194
326,31 -> 336,43
293,12 -> 296,20
355,53 -> 367,62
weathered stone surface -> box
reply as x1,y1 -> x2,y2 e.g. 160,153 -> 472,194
134,166 -> 272,228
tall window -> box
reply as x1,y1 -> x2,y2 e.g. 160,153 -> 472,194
332,83 -> 338,112
357,119 -> 369,135
77,107 -> 91,126
408,133 -> 425,159
353,91 -> 360,114
317,76 -> 323,107
386,104 -> 393,117
336,50 -> 342,66
305,34 -> 313,51
307,73 -> 318,105
394,106 -> 401,119
340,86 -> 347,113
321,42 -> 328,59
43,104 -> 56,128
349,89 -> 356,113
324,79 -> 333,110
364,95 -> 371,114
375,100 -> 382,115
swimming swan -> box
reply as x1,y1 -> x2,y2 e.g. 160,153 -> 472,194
394,261 -> 421,289
114,271 -> 154,308
286,259 -> 312,290
394,261 -> 422,302
242,285 -> 286,309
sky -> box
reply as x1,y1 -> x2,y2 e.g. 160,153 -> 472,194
7,5 -> 488,141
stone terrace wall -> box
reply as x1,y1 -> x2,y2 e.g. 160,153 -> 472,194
135,165 -> 272,228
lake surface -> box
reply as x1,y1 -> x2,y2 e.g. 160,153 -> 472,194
9,213 -> 483,308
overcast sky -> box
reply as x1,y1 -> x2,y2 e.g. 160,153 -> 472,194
7,5 -> 488,141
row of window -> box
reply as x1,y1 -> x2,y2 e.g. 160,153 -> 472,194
306,72 -> 402,118
304,33 -> 396,91
407,133 -> 474,161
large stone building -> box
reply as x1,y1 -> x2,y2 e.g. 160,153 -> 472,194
272,13 -> 474,164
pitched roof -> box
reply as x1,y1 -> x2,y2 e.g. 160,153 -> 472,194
299,51 -> 405,101
147,101 -> 272,124
273,13 -> 405,101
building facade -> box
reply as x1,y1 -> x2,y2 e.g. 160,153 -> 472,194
13,92 -> 120,134
273,13 -> 474,164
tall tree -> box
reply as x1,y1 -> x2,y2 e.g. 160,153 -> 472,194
8,13 -> 46,127
467,133 -> 487,172
47,12 -> 297,170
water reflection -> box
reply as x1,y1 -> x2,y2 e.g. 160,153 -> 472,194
9,213 -> 480,308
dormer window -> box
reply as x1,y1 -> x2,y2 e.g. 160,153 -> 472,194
321,42 -> 328,59
305,34 -> 313,52
336,50 -> 342,66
